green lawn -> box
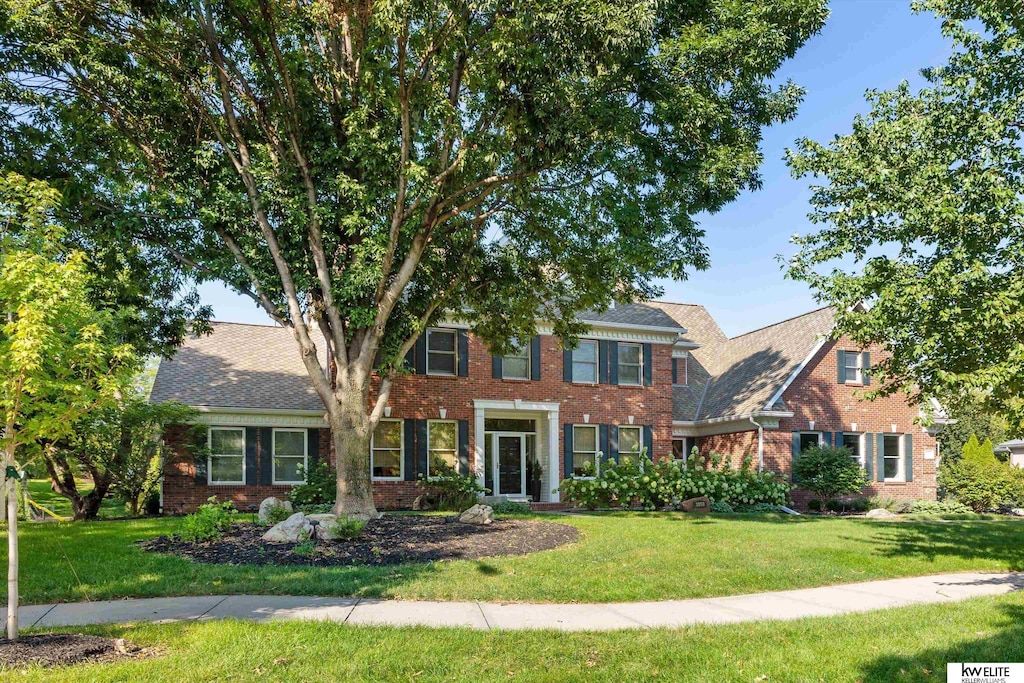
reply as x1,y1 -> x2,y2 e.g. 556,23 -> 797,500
3,511 -> 1023,605
8,591 -> 1024,681
23,479 -> 125,520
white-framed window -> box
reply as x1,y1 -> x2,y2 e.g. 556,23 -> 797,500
371,419 -> 404,480
844,352 -> 863,384
208,427 -> 245,485
618,343 -> 643,386
502,341 -> 530,380
272,428 -> 307,485
842,432 -> 864,467
673,436 -> 696,464
619,425 -> 643,455
799,431 -> 821,453
426,328 -> 457,376
883,434 -> 903,481
572,340 -> 599,383
573,424 -> 599,477
427,420 -> 458,477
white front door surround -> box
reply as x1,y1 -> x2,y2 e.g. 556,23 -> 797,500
473,399 -> 561,503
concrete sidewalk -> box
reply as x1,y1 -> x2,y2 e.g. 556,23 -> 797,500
11,572 -> 1024,632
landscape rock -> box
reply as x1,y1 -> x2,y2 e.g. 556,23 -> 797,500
306,513 -> 338,524
257,497 -> 292,524
1010,508 -> 1024,517
262,511 -> 312,542
458,504 -> 494,525
680,496 -> 711,513
865,508 -> 898,519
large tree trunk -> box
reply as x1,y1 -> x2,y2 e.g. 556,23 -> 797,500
70,486 -> 108,521
330,391 -> 379,520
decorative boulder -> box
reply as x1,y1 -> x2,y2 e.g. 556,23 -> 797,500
680,496 -> 711,513
258,497 -> 292,524
458,504 -> 494,525
1010,508 -> 1024,518
865,508 -> 898,519
262,511 -> 313,542
306,513 -> 338,525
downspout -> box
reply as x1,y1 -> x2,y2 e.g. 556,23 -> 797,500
747,416 -> 764,472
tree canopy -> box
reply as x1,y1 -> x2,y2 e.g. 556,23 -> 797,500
786,0 -> 1024,428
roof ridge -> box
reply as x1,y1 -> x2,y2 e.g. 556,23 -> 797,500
209,319 -> 286,329
726,306 -> 833,341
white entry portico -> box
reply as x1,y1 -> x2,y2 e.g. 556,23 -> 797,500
473,399 -> 561,503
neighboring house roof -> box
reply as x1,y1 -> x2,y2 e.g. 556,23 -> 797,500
149,321 -> 328,412
650,303 -> 836,422
995,440 -> 1024,452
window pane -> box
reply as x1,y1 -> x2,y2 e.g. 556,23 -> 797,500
574,426 -> 597,452
842,434 -> 860,457
427,352 -> 456,375
375,421 -> 402,448
503,356 -> 529,379
210,429 -> 244,455
429,450 -> 458,474
619,344 -> 641,364
884,457 -> 899,479
619,427 -> 641,454
575,341 -> 597,362
373,449 -> 401,478
429,422 -> 457,450
210,455 -> 243,482
274,430 -> 305,457
573,452 -> 597,477
883,435 -> 900,456
428,330 -> 455,351
572,361 -> 597,383
275,456 -> 305,482
618,364 -> 642,385
800,433 -> 819,451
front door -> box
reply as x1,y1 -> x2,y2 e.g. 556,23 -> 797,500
495,434 -> 525,497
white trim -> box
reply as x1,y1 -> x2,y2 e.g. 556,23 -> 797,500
426,419 -> 459,478
271,427 -> 308,486
195,410 -> 327,428
441,316 -> 686,341
473,399 -> 561,411
673,341 -> 700,352
490,431 -> 528,497
881,433 -> 905,482
570,424 -> 600,478
207,426 -> 246,486
371,418 -> 405,481
763,337 -> 828,411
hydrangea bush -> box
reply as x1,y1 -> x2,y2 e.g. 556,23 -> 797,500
558,450 -> 791,511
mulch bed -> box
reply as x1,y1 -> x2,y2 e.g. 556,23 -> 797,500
0,634 -> 141,669
141,514 -> 579,567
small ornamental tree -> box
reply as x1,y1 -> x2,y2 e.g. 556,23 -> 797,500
939,433 -> 1017,511
792,445 -> 868,505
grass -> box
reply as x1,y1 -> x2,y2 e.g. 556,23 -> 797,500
7,591 -> 1024,681
3,511 -> 1023,605
23,479 -> 125,520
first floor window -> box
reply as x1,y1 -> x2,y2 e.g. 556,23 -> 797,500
273,429 -> 307,484
618,343 -> 643,386
428,421 -> 458,476
619,425 -> 643,455
372,420 -> 404,479
799,432 -> 820,452
883,434 -> 902,480
842,433 -> 863,466
573,425 -> 599,477
673,436 -> 696,463
209,427 -> 245,484
426,328 -> 457,375
502,341 -> 530,380
572,340 -> 599,383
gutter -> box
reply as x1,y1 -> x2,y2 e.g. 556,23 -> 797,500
747,415 -> 765,472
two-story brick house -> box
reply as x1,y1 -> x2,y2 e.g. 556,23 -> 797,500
151,302 -> 942,513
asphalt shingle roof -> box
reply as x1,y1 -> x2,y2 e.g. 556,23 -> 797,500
577,303 -> 685,330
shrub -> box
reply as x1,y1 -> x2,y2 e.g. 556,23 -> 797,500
325,518 -> 364,539
735,502 -> 780,513
807,499 -> 822,511
710,501 -> 734,513
824,498 -> 843,513
793,445 -> 867,501
294,502 -> 334,515
939,436 -> 1019,511
558,450 -> 791,511
868,494 -> 898,511
179,497 -> 236,542
849,497 -> 870,513
265,504 -> 292,526
896,499 -> 973,515
491,500 -> 532,515
292,540 -> 315,556
290,460 -> 336,506
418,460 -> 488,511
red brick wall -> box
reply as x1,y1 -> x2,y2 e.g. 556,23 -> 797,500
162,333 -> 675,513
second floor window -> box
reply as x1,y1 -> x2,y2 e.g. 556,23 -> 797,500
618,343 -> 643,386
426,329 -> 457,375
572,340 -> 599,383
844,352 -> 863,384
502,341 -> 530,380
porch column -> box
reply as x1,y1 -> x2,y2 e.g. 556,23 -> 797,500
547,410 -> 560,503
474,406 -> 486,492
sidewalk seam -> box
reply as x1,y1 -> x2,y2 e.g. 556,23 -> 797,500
342,598 -> 361,625
194,595 -> 230,621
475,602 -> 492,630
29,604 -> 58,629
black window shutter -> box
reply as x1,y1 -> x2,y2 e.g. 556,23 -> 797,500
876,433 -> 886,482
643,344 -> 653,386
864,433 -> 874,479
609,424 -> 619,463
416,419 -> 429,477
599,424 -> 609,464
258,427 -> 272,485
609,342 -> 619,385
458,420 -> 470,476
834,431 -> 844,453
457,330 -> 470,377
672,358 -> 678,385
194,438 -> 208,485
823,431 -> 833,447
837,350 -> 847,383
492,354 -> 502,379
245,429 -> 258,485
598,340 -> 609,383
530,336 -> 541,380
403,420 -> 416,481
563,424 -> 574,478
415,335 -> 427,375
791,431 -> 801,482
307,428 -> 320,472
643,425 -> 654,457
904,434 -> 913,482
862,351 -> 871,385
562,349 -> 572,382
404,347 -> 416,372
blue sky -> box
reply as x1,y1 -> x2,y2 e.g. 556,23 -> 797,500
197,0 -> 953,338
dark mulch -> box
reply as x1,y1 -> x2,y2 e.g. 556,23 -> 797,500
141,514 -> 579,567
0,634 -> 139,669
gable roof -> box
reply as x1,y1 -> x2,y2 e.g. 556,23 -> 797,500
650,303 -> 835,421
149,321 -> 328,412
